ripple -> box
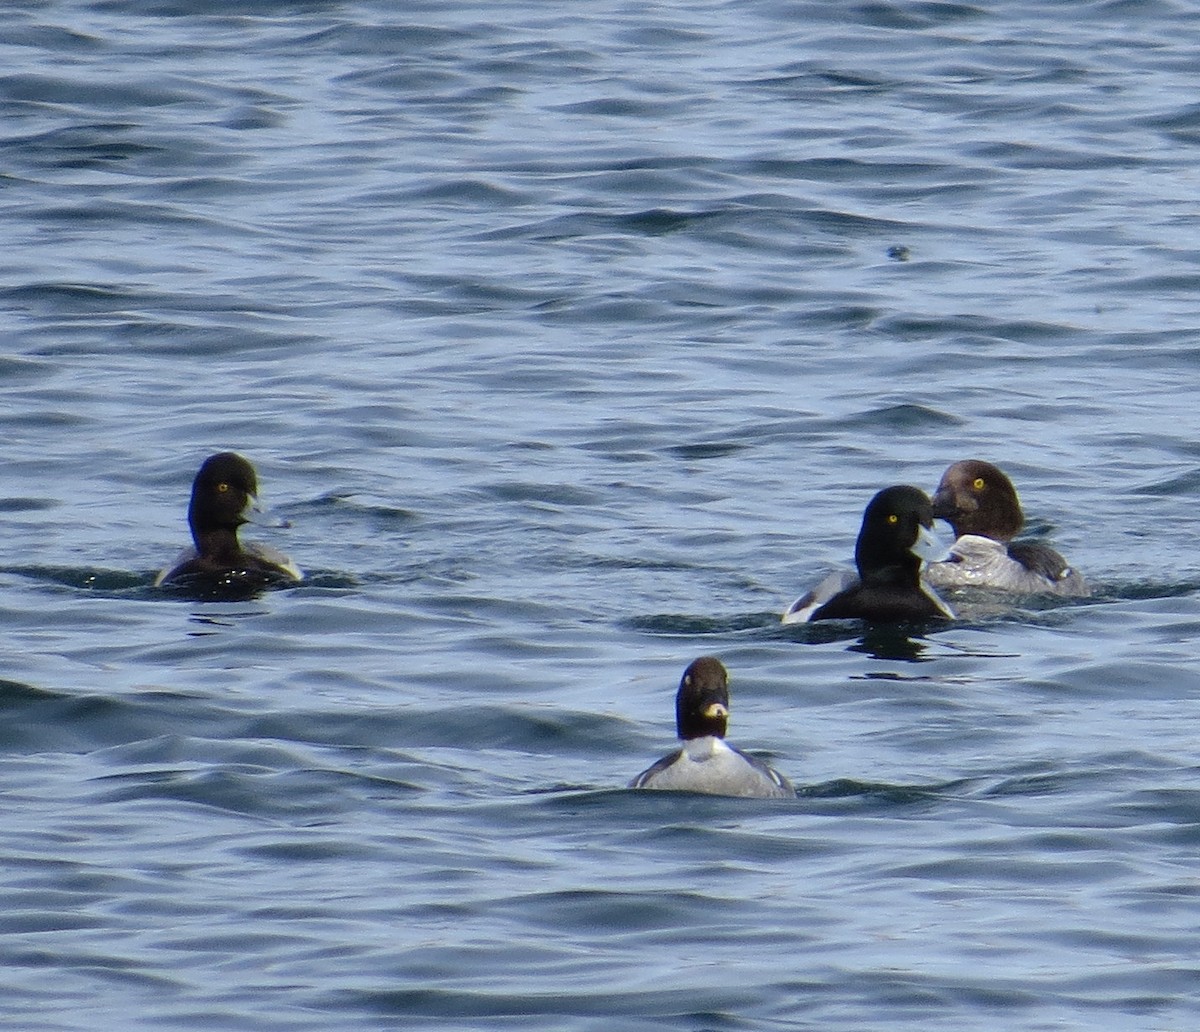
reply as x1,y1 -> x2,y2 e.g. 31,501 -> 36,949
4,2 -> 1200,1030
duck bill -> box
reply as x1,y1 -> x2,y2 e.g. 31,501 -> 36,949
241,495 -> 291,529
911,523 -> 950,562
930,493 -> 958,521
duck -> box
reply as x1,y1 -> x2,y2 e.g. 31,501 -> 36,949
630,656 -> 794,799
782,484 -> 954,624
925,459 -> 1087,596
155,452 -> 301,588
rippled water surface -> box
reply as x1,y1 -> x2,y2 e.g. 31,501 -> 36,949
4,2 -> 1200,1029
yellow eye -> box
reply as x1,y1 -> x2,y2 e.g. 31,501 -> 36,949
887,513 -> 899,524
973,477 -> 985,490
217,482 -> 230,493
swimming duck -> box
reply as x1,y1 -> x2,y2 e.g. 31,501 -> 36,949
782,484 -> 954,624
630,656 -> 794,799
155,452 -> 301,588
925,459 -> 1087,596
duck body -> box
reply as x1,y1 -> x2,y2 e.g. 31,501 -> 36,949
925,460 -> 1087,597
630,657 -> 793,799
156,452 -> 301,589
782,485 -> 954,625
156,541 -> 301,588
631,734 -> 793,798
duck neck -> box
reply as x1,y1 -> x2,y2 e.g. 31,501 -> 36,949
193,526 -> 243,562
682,736 -> 724,760
857,543 -> 920,587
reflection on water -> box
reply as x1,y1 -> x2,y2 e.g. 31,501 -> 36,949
849,626 -> 935,663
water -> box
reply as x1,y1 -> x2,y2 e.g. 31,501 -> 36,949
3,1 -> 1200,1029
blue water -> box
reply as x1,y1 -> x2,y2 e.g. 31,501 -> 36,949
3,1 -> 1200,1029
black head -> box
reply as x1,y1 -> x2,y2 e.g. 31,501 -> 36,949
674,656 -> 730,741
187,452 -> 260,547
855,485 -> 937,581
930,459 -> 1023,541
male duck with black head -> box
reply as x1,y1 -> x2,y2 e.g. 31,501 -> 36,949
630,657 -> 794,799
782,484 -> 954,624
925,459 -> 1087,596
156,452 -> 301,590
